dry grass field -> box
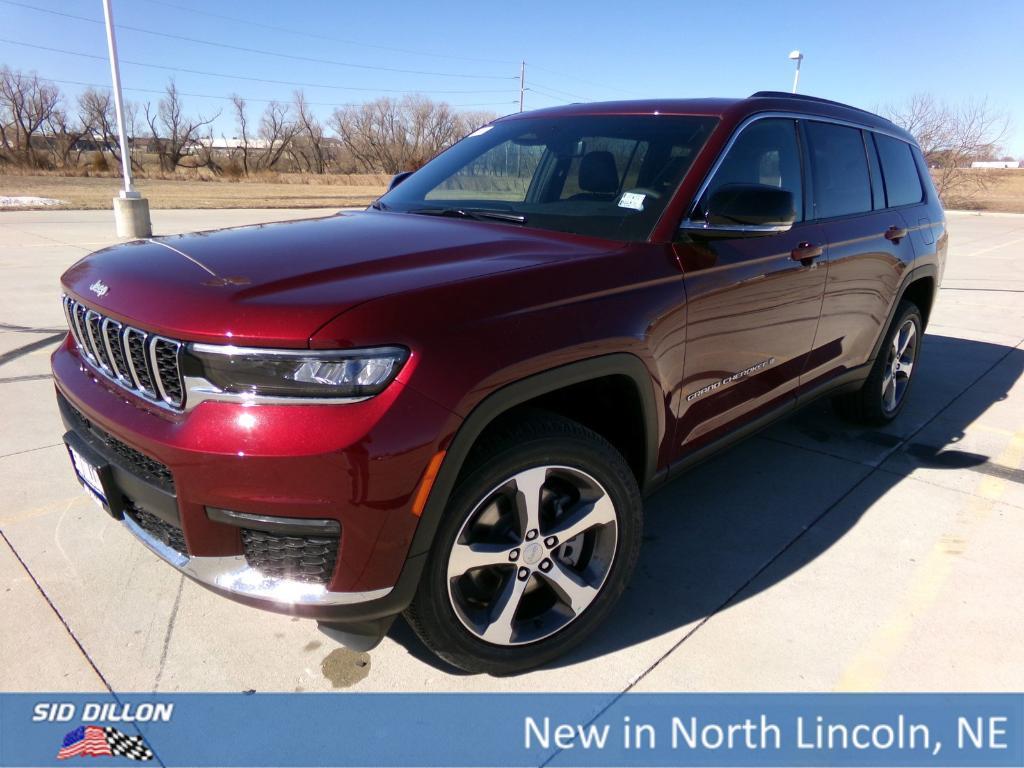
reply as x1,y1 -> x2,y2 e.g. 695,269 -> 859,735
0,168 -> 1021,212
942,169 -> 1024,213
0,172 -> 389,210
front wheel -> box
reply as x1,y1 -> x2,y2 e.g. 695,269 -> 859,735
404,413 -> 642,674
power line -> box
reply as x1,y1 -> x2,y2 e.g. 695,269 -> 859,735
0,0 -> 517,80
39,75 -> 517,110
529,80 -> 590,101
129,0 -> 516,66
0,38 -> 517,95
530,63 -> 645,97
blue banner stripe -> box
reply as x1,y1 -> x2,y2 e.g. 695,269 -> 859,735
0,693 -> 1021,767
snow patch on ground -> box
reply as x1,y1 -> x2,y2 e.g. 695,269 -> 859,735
0,196 -> 68,208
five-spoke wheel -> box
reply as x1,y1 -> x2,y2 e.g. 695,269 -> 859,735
882,318 -> 917,414
405,413 -> 642,674
446,465 -> 618,646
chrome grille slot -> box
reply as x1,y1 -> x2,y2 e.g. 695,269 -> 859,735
102,318 -> 130,383
150,337 -> 184,407
62,296 -> 85,349
61,295 -> 186,411
73,303 -> 94,363
125,328 -> 157,397
85,310 -> 113,374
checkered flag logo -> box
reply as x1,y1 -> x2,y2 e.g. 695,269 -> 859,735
57,725 -> 154,761
104,727 -> 154,761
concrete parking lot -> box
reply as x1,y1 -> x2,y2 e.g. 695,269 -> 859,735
1,208 -> 1021,694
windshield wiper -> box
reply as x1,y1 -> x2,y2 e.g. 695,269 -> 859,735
407,207 -> 527,225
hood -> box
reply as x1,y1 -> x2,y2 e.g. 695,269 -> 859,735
61,210 -> 614,347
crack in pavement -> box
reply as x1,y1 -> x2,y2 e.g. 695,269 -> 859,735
0,373 -> 53,384
0,332 -> 65,367
0,528 -> 113,692
0,322 -> 65,334
152,575 -> 185,693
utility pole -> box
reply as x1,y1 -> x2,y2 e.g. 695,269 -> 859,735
519,61 -> 526,112
102,0 -> 151,237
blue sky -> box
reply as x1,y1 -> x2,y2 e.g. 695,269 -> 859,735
2,0 -> 1022,154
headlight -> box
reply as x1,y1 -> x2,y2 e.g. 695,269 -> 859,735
186,344 -> 408,399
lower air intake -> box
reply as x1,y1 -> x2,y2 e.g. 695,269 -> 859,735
240,528 -> 339,585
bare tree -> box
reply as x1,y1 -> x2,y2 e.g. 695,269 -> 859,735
292,90 -> 327,174
330,95 -> 490,174
231,94 -> 251,175
0,67 -> 61,167
884,93 -> 1010,201
257,100 -> 299,170
45,104 -> 90,168
78,89 -> 145,172
144,80 -> 219,172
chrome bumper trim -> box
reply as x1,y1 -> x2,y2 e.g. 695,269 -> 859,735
122,514 -> 393,606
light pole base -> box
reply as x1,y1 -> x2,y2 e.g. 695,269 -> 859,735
112,195 -> 152,238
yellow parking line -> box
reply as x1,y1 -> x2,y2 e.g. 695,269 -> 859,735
834,430 -> 1024,691
0,495 -> 88,527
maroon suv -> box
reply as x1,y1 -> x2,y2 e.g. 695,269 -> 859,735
53,91 -> 946,673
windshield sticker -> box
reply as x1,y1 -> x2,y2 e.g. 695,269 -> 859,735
618,192 -> 646,211
468,125 -> 493,138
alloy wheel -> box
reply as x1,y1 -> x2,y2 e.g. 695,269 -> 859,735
445,465 -> 618,646
882,318 -> 917,413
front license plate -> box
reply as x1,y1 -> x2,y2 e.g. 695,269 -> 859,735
68,445 -> 107,506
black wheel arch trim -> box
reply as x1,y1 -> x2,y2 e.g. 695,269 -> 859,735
869,262 -> 938,363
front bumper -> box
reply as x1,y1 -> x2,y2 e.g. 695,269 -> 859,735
52,336 -> 452,622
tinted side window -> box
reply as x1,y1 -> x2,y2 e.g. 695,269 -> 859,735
805,122 -> 872,219
875,133 -> 924,207
700,118 -> 803,222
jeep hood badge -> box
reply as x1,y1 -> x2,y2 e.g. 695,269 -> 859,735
88,280 -> 109,298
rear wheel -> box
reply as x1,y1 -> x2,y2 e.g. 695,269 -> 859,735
405,413 -> 642,674
834,300 -> 922,425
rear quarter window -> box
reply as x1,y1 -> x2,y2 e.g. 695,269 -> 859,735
874,133 -> 925,207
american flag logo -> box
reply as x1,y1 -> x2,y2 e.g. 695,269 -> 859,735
57,725 -> 154,761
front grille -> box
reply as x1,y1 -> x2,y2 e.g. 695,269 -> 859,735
63,295 -> 185,410
127,504 -> 187,554
59,393 -> 175,493
241,528 -> 339,585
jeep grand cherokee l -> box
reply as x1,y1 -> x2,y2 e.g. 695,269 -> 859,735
53,91 -> 946,673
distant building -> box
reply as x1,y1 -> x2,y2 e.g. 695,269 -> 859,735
971,160 -> 1023,169
197,137 -> 273,151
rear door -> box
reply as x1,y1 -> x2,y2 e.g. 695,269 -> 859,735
674,117 -> 827,452
800,123 -> 919,390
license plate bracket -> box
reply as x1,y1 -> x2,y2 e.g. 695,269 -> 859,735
63,432 -> 126,520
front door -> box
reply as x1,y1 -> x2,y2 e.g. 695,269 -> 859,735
673,117 -> 827,453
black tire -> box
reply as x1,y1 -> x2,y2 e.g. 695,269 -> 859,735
404,412 -> 642,674
833,300 -> 923,425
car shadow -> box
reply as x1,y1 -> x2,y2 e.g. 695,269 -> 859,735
387,334 -> 1023,675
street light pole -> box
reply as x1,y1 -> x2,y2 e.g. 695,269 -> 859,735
101,0 -> 151,236
788,50 -> 804,94
102,0 -> 136,198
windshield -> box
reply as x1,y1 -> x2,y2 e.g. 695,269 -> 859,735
378,114 -> 718,241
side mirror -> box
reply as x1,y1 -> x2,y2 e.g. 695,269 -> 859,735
680,183 -> 795,237
388,171 -> 414,191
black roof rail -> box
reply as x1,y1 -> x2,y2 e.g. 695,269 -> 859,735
748,90 -> 879,118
